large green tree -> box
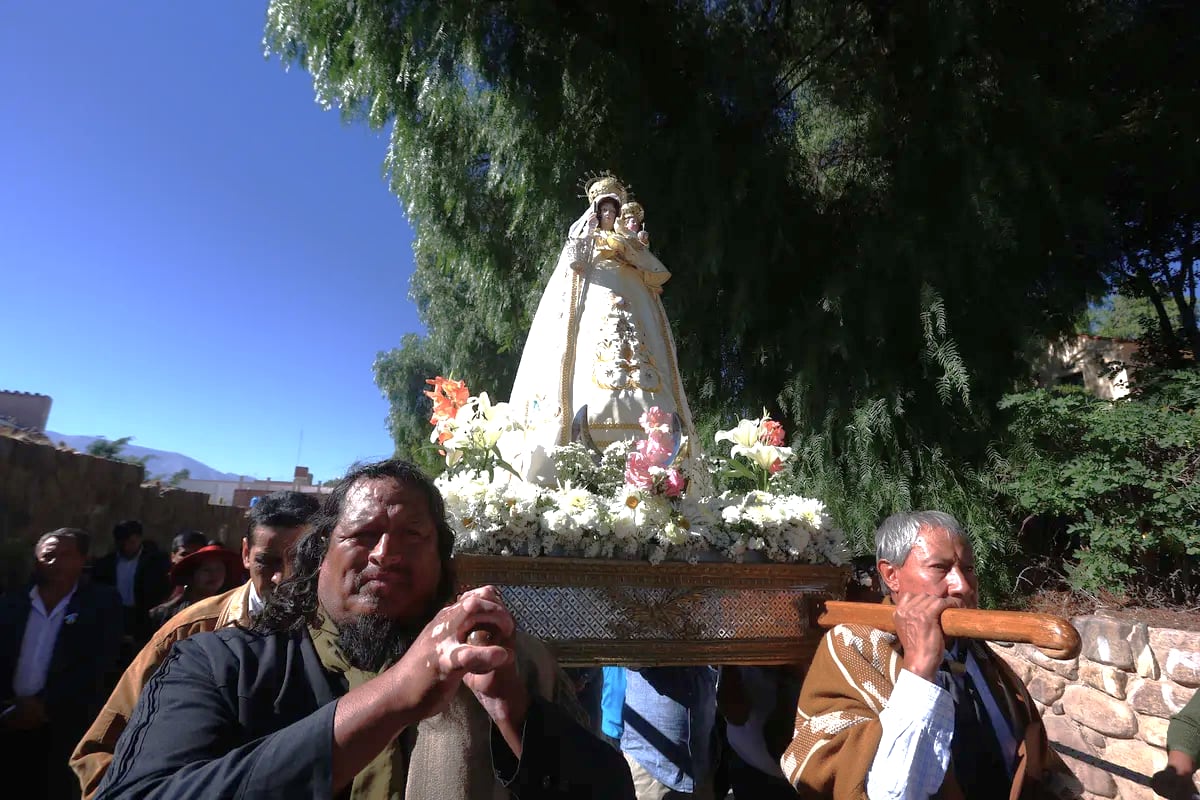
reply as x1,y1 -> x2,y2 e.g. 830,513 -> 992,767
1091,2 -> 1200,362
266,0 -> 1194,576
1088,293 -> 1168,340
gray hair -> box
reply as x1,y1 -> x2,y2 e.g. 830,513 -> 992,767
875,511 -> 966,566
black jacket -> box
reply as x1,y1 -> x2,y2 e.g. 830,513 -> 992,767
0,580 -> 124,740
95,626 -> 636,799
91,545 -> 170,633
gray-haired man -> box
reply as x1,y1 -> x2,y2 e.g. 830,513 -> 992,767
781,511 -> 1077,799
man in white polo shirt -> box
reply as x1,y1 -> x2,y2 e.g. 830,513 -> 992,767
0,528 -> 123,799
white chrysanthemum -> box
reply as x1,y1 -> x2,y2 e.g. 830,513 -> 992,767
442,470 -> 490,502
539,510 -> 573,540
780,522 -> 813,555
435,471 -> 487,530
541,484 -> 607,543
677,495 -> 719,536
786,495 -> 827,529
639,494 -> 673,527
658,517 -> 692,547
816,528 -> 851,565
743,501 -> 781,529
743,490 -> 773,505
500,479 -> 543,535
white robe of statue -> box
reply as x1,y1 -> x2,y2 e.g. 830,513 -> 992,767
505,186 -> 696,485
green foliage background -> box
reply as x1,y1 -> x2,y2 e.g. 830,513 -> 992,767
996,372 -> 1200,594
265,0 -> 1199,597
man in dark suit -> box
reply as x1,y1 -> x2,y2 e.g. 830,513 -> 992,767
90,520 -> 170,653
1,528 -> 124,799
95,458 -> 634,799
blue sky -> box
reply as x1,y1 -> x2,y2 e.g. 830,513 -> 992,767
0,2 -> 422,483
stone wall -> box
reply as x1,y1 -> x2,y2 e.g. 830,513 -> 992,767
994,611 -> 1200,800
0,431 -> 247,590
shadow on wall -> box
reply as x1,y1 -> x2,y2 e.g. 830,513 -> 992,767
0,432 -> 247,592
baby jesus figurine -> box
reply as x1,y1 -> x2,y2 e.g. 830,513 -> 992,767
618,201 -> 650,247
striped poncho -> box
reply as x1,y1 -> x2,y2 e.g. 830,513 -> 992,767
781,622 -> 1077,800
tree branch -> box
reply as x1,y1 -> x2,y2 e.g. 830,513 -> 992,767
1170,226 -> 1200,355
1134,259 -> 1178,349
774,36 -> 850,109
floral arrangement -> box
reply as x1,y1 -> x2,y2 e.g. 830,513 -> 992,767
425,376 -> 847,565
425,376 -> 521,477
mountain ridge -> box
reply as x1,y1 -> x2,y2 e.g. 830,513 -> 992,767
45,431 -> 250,482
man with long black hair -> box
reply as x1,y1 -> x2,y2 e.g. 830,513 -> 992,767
95,459 -> 633,799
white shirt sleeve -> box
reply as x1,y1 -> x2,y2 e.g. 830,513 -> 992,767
866,669 -> 955,800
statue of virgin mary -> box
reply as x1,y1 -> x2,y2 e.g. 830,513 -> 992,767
505,175 -> 697,485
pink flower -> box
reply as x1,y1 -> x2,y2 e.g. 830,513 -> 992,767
662,468 -> 686,498
759,419 -> 785,447
624,451 -> 655,490
639,406 -> 671,434
638,432 -> 673,467
769,458 -> 784,474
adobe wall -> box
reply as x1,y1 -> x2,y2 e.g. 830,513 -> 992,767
0,390 -> 52,431
995,612 -> 1200,800
0,431 -> 247,590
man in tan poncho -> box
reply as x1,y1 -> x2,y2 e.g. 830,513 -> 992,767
781,511 -> 1079,800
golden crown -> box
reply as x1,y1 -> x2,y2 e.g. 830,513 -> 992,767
620,201 -> 645,222
586,175 -> 628,205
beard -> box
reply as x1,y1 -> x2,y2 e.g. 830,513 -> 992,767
336,607 -> 439,672
334,568 -> 457,672
336,612 -> 427,672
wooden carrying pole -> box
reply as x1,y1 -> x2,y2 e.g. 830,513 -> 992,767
816,601 -> 1082,660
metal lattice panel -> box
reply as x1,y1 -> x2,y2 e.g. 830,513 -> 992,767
499,586 -> 615,639
454,555 -> 848,663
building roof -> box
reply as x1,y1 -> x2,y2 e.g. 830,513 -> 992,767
0,390 -> 51,398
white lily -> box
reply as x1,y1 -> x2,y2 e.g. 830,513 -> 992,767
741,442 -> 793,472
472,392 -> 517,449
715,419 -> 760,455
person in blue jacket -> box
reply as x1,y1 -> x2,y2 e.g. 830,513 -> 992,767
600,665 -> 628,747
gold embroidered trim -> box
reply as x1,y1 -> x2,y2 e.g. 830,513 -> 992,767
558,268 -> 583,446
652,293 -> 692,440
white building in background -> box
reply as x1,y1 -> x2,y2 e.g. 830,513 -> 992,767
179,466 -> 330,508
1035,334 -> 1140,400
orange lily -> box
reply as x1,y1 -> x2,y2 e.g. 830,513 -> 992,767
424,376 -> 470,427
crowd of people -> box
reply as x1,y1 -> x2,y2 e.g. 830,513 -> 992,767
2,458 -> 1198,799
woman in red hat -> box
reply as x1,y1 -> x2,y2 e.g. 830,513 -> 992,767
149,544 -> 245,628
